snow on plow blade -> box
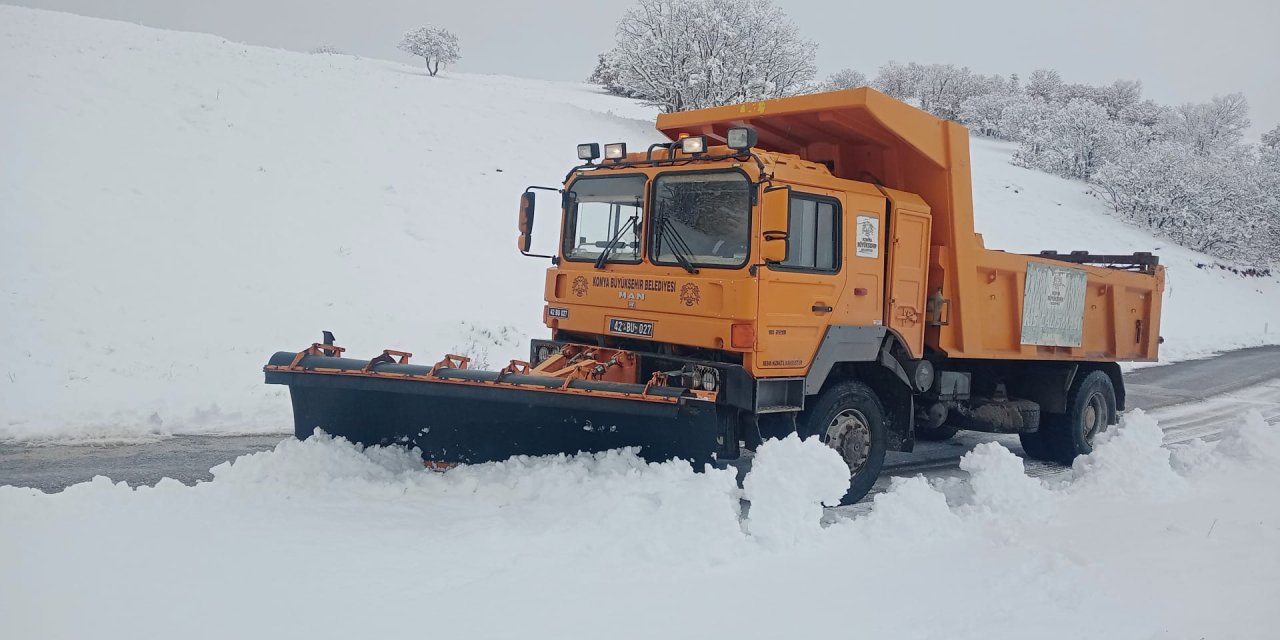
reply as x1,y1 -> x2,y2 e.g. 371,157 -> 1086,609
263,348 -> 725,467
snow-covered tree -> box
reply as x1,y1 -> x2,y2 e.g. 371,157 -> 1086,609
310,45 -> 345,55
1260,124 -> 1280,150
1174,93 -> 1251,155
1100,79 -> 1143,118
1093,142 -> 1273,261
820,68 -> 868,91
397,26 -> 460,77
1025,68 -> 1063,102
959,92 -> 1027,137
587,53 -> 629,96
872,60 -> 918,102
912,64 -> 976,120
1013,99 -> 1118,180
602,0 -> 817,113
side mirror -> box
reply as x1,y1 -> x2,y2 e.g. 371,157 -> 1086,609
761,186 -> 790,263
517,191 -> 536,253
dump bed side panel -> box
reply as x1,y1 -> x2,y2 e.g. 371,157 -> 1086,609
930,249 -> 1163,362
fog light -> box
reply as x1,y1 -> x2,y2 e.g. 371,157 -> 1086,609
534,344 -> 552,364
680,135 -> 707,155
726,127 -> 757,150
698,367 -> 718,392
604,142 -> 626,160
577,143 -> 600,161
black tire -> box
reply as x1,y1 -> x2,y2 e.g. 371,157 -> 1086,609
1022,370 -> 1116,464
1018,429 -> 1054,461
915,423 -> 960,441
800,380 -> 888,505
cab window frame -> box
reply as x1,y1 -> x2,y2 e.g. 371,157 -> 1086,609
770,191 -> 842,274
646,167 -> 755,271
560,173 -> 648,265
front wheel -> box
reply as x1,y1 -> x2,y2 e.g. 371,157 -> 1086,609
801,380 -> 887,505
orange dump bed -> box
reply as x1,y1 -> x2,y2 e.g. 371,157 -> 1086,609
657,88 -> 1163,362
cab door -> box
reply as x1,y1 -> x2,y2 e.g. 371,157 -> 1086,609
884,207 -> 932,358
755,190 -> 847,375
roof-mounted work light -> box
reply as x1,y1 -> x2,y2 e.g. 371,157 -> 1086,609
577,143 -> 600,161
604,142 -> 627,161
726,127 -> 758,151
679,135 -> 707,155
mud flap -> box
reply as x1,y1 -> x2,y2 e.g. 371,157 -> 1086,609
268,366 -> 726,467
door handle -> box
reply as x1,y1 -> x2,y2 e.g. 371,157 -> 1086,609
812,305 -> 833,313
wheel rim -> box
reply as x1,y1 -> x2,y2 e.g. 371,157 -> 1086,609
826,409 -> 872,473
1083,392 -> 1106,443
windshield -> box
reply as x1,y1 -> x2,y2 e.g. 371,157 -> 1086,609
650,171 -> 751,268
563,175 -> 646,263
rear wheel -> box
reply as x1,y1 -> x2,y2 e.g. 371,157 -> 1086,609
801,380 -> 887,505
1020,370 -> 1116,464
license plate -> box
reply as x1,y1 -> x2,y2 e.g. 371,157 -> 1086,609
608,318 -> 654,337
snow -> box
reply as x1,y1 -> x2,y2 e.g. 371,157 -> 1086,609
742,433 -> 849,545
4,404 -> 1279,638
2,4 -> 1279,444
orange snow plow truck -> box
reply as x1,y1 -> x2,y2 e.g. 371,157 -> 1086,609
265,88 -> 1164,503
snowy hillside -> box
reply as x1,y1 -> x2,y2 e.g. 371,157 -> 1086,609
2,5 -> 1278,442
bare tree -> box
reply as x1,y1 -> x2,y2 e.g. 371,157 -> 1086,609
397,26 -> 460,77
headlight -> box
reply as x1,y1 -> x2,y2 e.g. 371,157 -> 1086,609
679,135 -> 707,155
577,143 -> 600,161
726,127 -> 757,151
604,142 -> 626,160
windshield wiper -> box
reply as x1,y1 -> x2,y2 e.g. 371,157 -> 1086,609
657,216 -> 698,274
594,216 -> 638,269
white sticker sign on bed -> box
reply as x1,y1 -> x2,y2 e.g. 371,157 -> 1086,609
1021,262 -> 1087,347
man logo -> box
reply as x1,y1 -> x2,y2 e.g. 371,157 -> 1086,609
572,276 -> 588,297
679,283 -> 701,307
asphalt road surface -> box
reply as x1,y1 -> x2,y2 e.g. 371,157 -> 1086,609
3,345 -> 1279,493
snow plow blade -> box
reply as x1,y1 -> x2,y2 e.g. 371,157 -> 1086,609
263,349 -> 726,467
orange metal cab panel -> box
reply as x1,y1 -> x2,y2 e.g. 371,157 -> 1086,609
657,88 -> 1163,363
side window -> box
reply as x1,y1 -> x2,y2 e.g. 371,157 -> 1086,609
780,194 -> 839,271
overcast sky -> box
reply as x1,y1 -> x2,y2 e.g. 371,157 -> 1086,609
14,0 -> 1280,135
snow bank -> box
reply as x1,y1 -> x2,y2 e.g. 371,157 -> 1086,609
742,433 -> 848,546
5,410 -> 1280,638
960,441 -> 1053,519
1214,409 -> 1280,465
3,4 -> 1278,443
1068,409 -> 1185,499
